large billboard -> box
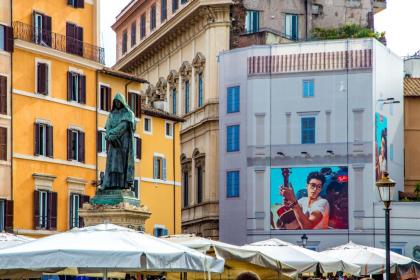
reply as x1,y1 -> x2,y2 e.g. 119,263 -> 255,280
375,113 -> 388,181
270,166 -> 348,230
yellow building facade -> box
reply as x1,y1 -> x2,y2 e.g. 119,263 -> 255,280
9,0 -> 181,236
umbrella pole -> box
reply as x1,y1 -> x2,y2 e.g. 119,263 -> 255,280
103,268 -> 108,280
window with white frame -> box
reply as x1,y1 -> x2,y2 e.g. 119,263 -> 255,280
34,122 -> 53,157
153,155 -> 166,180
165,122 -> 173,137
97,130 -> 107,154
38,190 -> 49,229
144,117 -> 152,133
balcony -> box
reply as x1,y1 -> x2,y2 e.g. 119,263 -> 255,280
13,21 -> 105,64
373,0 -> 386,13
233,28 -> 297,49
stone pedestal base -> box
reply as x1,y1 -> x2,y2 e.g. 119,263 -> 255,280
79,202 -> 151,231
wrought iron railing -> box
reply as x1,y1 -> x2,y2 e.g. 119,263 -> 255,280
13,21 -> 105,64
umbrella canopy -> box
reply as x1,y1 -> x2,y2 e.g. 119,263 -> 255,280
0,224 -> 224,275
241,239 -> 360,275
0,233 -> 34,249
321,241 -> 415,275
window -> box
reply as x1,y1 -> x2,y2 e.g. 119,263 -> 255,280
100,85 -> 111,111
150,4 -> 157,31
0,127 -> 7,161
303,80 -> 314,97
134,137 -> 142,160
285,14 -> 298,40
172,88 -> 177,115
144,117 -> 152,133
245,10 -> 260,33
97,130 -> 107,154
161,0 -> 167,22
69,193 -> 89,229
34,122 -> 53,157
131,21 -> 136,47
181,0 -> 188,4
197,73 -> 203,107
301,117 -> 315,144
0,200 -> 4,231
154,225 -> 168,237
67,71 -> 86,104
196,166 -> 203,203
34,190 -> 57,230
0,199 -> 13,232
0,76 -> 7,115
132,179 -> 139,198
33,12 -> 52,47
128,92 -> 142,118
66,22 -> 83,56
153,155 -> 166,180
227,171 -> 240,198
184,80 -> 190,114
165,122 -> 173,137
67,129 -> 85,163
36,62 -> 49,95
122,30 -> 127,54
68,0 -> 84,8
227,125 -> 240,152
140,14 -> 146,39
391,247 -> 404,255
227,86 -> 240,113
172,0 -> 179,12
183,171 -> 189,207
0,24 -> 13,52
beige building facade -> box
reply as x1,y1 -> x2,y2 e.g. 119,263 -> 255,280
113,0 -> 386,239
0,0 -> 13,231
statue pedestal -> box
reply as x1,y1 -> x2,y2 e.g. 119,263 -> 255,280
80,190 -> 151,231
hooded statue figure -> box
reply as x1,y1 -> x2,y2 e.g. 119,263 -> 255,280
101,93 -> 136,190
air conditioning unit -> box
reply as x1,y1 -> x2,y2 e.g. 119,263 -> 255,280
312,4 -> 322,15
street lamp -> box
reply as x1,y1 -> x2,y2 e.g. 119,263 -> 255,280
301,234 -> 308,248
376,171 -> 396,280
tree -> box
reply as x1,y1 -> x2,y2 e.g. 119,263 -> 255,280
415,183 -> 420,201
311,24 -> 384,40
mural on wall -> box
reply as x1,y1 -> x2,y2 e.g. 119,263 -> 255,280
375,113 -> 388,181
270,166 -> 349,230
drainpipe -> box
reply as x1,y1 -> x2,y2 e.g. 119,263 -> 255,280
172,120 -> 178,234
10,0 -> 14,203
95,70 -> 99,184
305,0 -> 308,40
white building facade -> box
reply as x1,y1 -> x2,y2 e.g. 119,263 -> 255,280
218,39 -> 420,259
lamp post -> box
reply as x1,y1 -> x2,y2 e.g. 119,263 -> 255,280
301,234 -> 308,248
375,171 -> 396,280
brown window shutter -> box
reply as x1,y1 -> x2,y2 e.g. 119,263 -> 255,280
67,72 -> 72,101
97,130 -> 101,153
44,63 -> 49,95
76,26 -> 83,56
107,87 -> 111,111
5,26 -> 13,53
69,193 -> 74,228
33,190 -> 40,229
78,131 -> 85,163
5,200 -> 13,232
34,123 -> 40,156
0,76 -> 7,115
77,0 -> 85,9
78,195 -> 89,227
48,191 -> 57,230
46,125 -> 53,158
37,63 -> 46,94
127,92 -> 133,109
137,138 -> 142,160
42,15 -> 52,47
136,94 -> 142,118
79,75 -> 86,104
0,127 -> 7,161
66,22 -> 76,54
67,129 -> 72,160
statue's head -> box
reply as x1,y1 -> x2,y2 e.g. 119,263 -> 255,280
114,99 -> 123,109
112,92 -> 127,111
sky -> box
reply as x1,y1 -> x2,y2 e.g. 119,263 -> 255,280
100,0 -> 420,66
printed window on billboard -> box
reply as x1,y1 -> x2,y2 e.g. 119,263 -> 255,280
227,125 -> 240,152
303,80 -> 314,97
227,86 -> 240,113
227,171 -> 240,198
245,10 -> 259,33
301,117 -> 315,144
285,14 -> 298,40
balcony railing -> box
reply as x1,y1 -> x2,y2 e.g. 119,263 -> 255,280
13,21 -> 105,64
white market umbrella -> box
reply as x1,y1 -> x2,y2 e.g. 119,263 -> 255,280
0,233 -> 34,249
0,224 -> 224,276
321,241 -> 415,275
240,239 -> 360,275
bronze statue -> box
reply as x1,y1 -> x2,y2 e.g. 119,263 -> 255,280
99,93 -> 136,190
